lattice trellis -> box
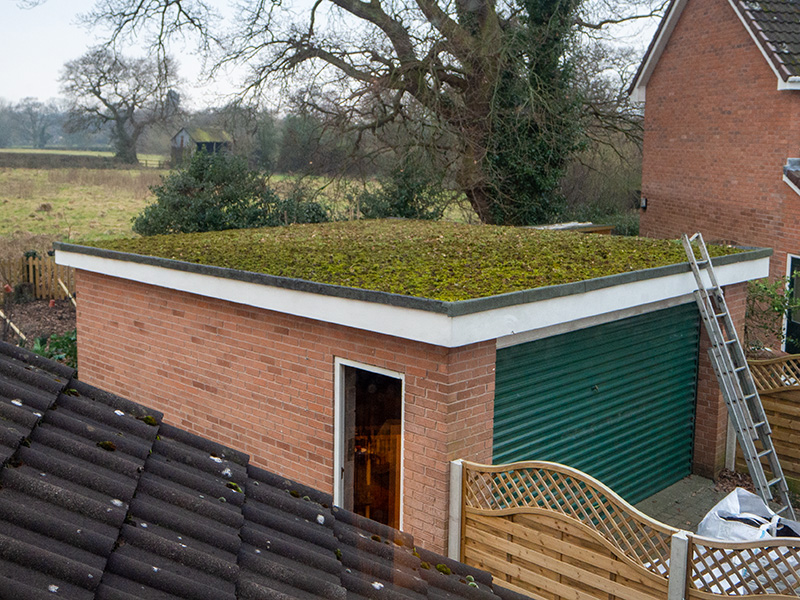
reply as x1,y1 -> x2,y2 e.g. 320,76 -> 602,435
691,542 -> 800,596
749,356 -> 800,394
463,461 -> 674,575
462,460 -> 800,597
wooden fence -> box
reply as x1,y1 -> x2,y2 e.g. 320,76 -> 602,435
746,356 -> 800,491
0,255 -> 75,300
452,459 -> 800,599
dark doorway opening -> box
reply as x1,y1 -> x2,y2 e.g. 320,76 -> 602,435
787,256 -> 800,354
342,366 -> 402,528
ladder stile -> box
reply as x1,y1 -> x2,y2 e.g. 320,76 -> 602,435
682,233 -> 795,519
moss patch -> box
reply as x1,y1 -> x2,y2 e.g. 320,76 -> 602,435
89,220 -> 742,302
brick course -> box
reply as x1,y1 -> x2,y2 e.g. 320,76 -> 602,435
76,270 -> 495,553
640,0 -> 800,283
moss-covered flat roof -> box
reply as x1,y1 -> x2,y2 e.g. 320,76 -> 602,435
87,220 -> 742,302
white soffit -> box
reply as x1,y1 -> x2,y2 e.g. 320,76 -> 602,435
57,249 -> 768,348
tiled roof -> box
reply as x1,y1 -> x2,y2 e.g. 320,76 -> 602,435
629,0 -> 800,99
0,341 -> 527,600
733,0 -> 800,79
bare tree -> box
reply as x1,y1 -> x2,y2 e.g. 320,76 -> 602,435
60,48 -> 181,164
80,0 -> 663,222
15,97 -> 58,149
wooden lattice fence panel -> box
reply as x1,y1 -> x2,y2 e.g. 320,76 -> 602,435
749,357 -> 800,395
743,357 -> 800,490
689,539 -> 800,597
459,460 -> 800,599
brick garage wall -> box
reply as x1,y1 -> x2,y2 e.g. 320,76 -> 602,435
693,281 -> 747,478
640,0 -> 800,282
75,270 -> 495,553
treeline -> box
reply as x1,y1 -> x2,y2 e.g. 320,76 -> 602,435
0,96 -> 642,233
0,97 -> 379,177
0,98 -> 110,150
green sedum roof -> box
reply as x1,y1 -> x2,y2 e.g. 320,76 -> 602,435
89,220 -> 742,302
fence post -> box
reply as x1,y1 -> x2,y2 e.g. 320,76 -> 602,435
448,459 -> 464,560
668,530 -> 691,600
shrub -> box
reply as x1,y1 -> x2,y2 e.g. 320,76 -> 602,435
357,161 -> 448,221
132,151 -> 328,235
266,183 -> 329,227
745,276 -> 800,356
32,329 -> 78,370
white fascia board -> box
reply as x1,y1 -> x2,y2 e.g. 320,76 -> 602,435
449,255 -> 768,347
57,249 -> 768,349
784,173 -> 800,197
727,0 -> 800,90
629,0 -> 689,101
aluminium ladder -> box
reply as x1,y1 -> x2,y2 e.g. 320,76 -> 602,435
682,233 -> 795,518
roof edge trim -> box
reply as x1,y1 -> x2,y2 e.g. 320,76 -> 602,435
54,241 -> 770,317
631,0 -> 800,99
727,0 -> 796,88
629,0 -> 689,99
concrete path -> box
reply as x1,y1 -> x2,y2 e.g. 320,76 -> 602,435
634,475 -> 727,532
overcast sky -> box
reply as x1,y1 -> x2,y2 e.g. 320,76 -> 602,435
1,0 -> 659,109
0,0 -> 241,108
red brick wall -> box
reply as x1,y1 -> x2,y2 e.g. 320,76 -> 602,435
75,270 -> 495,553
693,282 -> 747,478
640,0 -> 800,282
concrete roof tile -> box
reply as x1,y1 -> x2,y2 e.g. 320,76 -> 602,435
0,341 -> 522,600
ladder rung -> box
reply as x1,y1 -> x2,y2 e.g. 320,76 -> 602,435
775,505 -> 790,515
684,233 -> 793,518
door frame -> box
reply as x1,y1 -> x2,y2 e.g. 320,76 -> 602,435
333,357 -> 405,528
784,254 -> 800,353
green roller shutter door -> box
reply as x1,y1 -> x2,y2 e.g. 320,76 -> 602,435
494,303 -> 700,504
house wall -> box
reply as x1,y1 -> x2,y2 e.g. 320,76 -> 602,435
74,270 -> 495,553
640,0 -> 800,282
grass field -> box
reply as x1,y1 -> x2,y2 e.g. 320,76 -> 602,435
0,146 -> 479,244
0,167 -> 164,241
0,148 -> 167,163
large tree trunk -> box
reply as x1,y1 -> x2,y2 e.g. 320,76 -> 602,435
113,121 -> 139,164
464,186 -> 495,224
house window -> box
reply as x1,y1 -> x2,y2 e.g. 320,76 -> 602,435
334,359 -> 403,529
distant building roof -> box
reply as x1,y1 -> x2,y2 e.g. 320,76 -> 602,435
0,341 -> 527,600
630,0 -> 800,100
174,127 -> 234,144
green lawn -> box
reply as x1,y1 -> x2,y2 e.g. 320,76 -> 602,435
0,167 -> 164,242
0,148 -> 167,163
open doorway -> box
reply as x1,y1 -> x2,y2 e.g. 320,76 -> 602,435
334,359 -> 403,529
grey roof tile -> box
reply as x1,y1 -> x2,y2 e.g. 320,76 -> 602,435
0,341 -> 522,600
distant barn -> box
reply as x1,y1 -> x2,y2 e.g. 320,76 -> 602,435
171,127 -> 233,164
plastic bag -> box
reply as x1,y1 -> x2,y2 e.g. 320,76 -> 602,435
695,488 -> 800,594
697,488 -> 800,541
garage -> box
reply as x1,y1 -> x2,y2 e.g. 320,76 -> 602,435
493,302 -> 701,503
